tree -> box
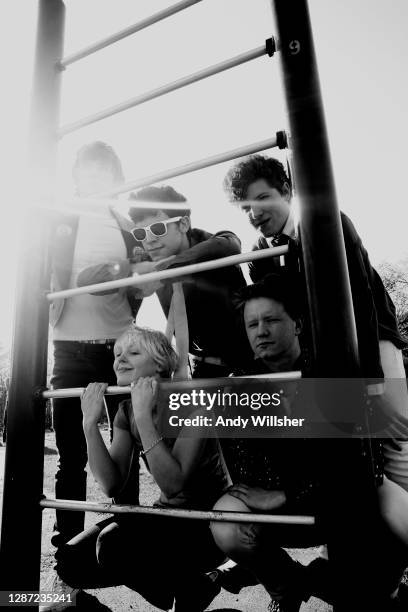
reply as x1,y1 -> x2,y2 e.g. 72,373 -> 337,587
378,259 -> 408,344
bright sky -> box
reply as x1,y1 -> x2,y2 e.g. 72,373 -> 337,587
1,0 -> 408,346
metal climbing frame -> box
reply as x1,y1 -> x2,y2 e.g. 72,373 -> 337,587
0,0 -> 374,607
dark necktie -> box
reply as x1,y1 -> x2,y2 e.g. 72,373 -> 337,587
271,233 -> 289,247
270,234 -> 289,268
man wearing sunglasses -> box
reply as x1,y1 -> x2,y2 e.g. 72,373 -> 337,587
131,215 -> 184,244
78,185 -> 250,378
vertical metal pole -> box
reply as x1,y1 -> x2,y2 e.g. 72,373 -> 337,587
269,2 -> 386,609
0,0 -> 65,593
271,0 -> 359,377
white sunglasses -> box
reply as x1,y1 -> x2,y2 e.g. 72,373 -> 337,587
131,216 -> 183,242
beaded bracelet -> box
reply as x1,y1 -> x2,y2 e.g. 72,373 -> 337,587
140,436 -> 164,457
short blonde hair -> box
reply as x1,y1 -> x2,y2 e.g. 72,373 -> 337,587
116,324 -> 178,378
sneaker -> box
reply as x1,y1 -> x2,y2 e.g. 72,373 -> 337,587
39,572 -> 80,612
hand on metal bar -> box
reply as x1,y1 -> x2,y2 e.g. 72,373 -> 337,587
41,371 -> 302,400
47,246 -> 289,301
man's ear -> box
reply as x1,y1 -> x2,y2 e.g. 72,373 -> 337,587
294,318 -> 303,336
179,216 -> 191,234
282,181 -> 291,203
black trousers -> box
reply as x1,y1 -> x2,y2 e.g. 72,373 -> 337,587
56,514 -> 225,610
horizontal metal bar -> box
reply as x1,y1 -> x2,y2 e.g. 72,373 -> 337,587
99,134 -> 285,198
59,43 -> 269,136
61,198 -> 191,213
49,197 -> 281,217
43,385 -> 127,400
47,245 -> 288,301
40,498 -> 315,525
234,371 -> 301,380
60,0 -> 203,68
42,371 -> 302,399
62,198 -> 282,213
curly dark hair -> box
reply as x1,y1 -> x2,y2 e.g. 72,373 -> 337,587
128,185 -> 190,223
223,155 -> 292,201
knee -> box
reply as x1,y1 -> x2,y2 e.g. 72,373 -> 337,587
211,520 -> 241,558
378,477 -> 408,546
210,493 -> 255,560
378,477 -> 402,518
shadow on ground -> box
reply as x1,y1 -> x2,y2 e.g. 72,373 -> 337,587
76,591 -> 113,610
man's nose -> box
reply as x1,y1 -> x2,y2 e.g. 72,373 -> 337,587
144,229 -> 159,243
256,320 -> 268,336
249,205 -> 263,220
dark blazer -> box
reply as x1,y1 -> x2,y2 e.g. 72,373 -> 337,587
155,228 -> 249,366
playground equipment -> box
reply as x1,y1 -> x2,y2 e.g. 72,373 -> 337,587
0,1 -> 382,609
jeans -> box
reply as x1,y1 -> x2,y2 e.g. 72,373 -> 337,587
51,341 -> 131,546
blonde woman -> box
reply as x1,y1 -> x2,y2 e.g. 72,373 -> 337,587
51,325 -> 227,611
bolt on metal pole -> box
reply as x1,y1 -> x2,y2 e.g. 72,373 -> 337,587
0,0 -> 65,593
